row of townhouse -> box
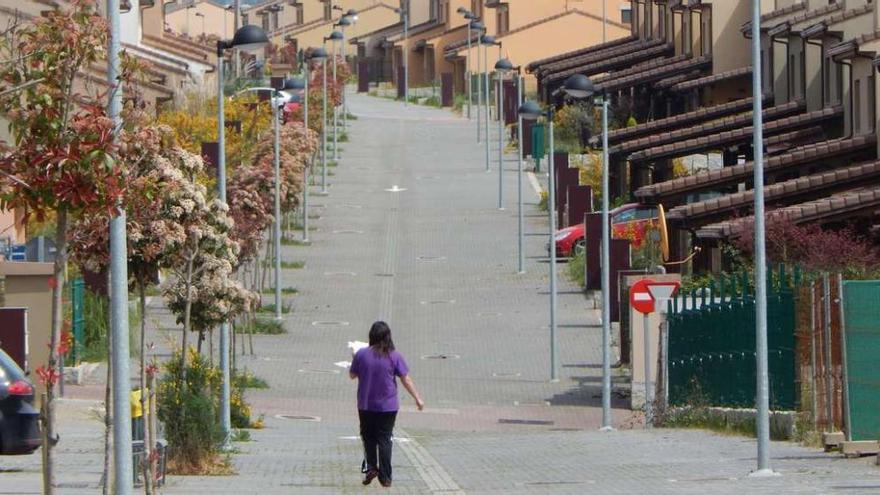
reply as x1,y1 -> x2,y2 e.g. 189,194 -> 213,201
528,0 -> 880,274
0,0 -> 216,249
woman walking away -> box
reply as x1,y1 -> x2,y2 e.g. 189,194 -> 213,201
350,321 -> 425,487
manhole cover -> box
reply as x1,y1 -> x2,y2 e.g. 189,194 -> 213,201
298,368 -> 341,374
492,372 -> 522,378
420,299 -> 455,305
416,256 -> 446,262
332,229 -> 364,234
276,414 -> 321,422
385,185 -> 407,192
311,321 -> 350,327
421,354 -> 461,360
498,419 -> 555,426
375,273 -> 395,277
478,312 -> 502,317
324,271 -> 357,276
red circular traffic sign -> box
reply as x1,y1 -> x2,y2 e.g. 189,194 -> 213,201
630,279 -> 656,314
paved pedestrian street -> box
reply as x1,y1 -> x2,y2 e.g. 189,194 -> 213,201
3,94 -> 880,495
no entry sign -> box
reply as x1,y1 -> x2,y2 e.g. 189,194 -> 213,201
630,279 -> 680,314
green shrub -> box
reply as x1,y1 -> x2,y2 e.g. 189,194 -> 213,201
567,249 -> 586,286
256,303 -> 292,314
245,318 -> 286,335
233,369 -> 269,389
453,93 -> 467,113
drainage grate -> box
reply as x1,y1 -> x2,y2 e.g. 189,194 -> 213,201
421,354 -> 461,360
498,419 -> 555,426
375,273 -> 395,277
276,414 -> 321,422
332,229 -> 364,234
492,372 -> 522,378
311,321 -> 350,327
478,312 -> 502,317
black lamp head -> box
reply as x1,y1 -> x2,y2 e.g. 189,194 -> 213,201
518,100 -> 543,121
328,30 -> 344,41
470,20 -> 485,31
309,46 -> 328,60
336,16 -> 352,26
562,74 -> 595,99
480,34 -> 496,45
284,77 -> 306,90
230,25 -> 269,52
494,57 -> 514,73
346,8 -> 358,17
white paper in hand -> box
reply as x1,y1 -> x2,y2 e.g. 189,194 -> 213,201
348,340 -> 369,357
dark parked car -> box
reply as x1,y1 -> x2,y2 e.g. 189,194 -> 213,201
0,348 -> 40,455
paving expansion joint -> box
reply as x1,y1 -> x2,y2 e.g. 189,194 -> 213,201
396,428 -> 464,493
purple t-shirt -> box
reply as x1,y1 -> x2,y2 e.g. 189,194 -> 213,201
350,347 -> 409,412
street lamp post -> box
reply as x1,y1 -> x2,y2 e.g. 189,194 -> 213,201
495,57 -> 514,210
271,79 -> 300,322
471,21 -> 485,142
327,30 -> 343,161
215,24 -> 269,449
481,35 -> 499,173
518,75 -> 592,382
394,5 -> 409,105
313,44 -> 329,194
457,8 -> 474,120
750,0 -> 773,476
107,0 -> 133,492
516,70 -> 525,274
341,11 -> 357,130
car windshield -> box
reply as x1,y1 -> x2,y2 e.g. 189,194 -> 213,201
0,349 -> 26,385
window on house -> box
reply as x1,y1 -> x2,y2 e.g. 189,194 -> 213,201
471,0 -> 482,18
324,1 -> 332,21
497,5 -> 509,35
836,63 -> 844,103
824,58 -> 830,104
789,54 -> 796,99
296,4 -> 303,24
242,13 -> 249,26
272,11 -> 278,30
262,14 -> 269,32
621,8 -> 632,24
854,79 -> 861,134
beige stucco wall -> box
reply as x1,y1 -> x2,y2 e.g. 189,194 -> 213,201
166,2 -> 234,38
269,5 -> 398,56
454,11 -> 630,81
707,2 -> 751,74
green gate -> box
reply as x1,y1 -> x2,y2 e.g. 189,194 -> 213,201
70,278 -> 85,364
842,280 -> 880,441
667,266 -> 798,409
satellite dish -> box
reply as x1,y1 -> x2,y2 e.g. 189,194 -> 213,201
658,203 -> 670,262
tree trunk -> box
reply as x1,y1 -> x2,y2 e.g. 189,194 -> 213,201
43,207 -> 69,495
180,253 -> 195,389
138,282 -> 154,495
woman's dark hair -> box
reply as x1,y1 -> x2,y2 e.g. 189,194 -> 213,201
369,321 -> 395,356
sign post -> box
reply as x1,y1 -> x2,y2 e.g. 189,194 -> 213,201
630,279 -> 679,428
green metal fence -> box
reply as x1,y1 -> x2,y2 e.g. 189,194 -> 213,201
667,265 -> 798,410
841,280 -> 880,441
70,277 -> 85,364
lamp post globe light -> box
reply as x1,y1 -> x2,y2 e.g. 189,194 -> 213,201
216,23 -> 269,449
310,45 -> 330,194
470,20 -> 485,141
517,73 -> 593,383
326,30 -> 344,161
494,57 -> 514,210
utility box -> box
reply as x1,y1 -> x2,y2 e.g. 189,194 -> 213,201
0,261 -> 53,397
531,123 -> 546,163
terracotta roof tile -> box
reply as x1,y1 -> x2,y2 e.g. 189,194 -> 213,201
612,100 -> 805,156
596,55 -> 712,93
605,96 -> 770,145
527,35 -> 638,72
669,66 -> 753,93
667,160 -> 880,226
543,41 -> 674,83
694,185 -> 880,239
630,106 -> 842,163
538,38 -> 667,74
635,135 -> 877,202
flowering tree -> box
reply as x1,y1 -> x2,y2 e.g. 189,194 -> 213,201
0,3 -> 122,490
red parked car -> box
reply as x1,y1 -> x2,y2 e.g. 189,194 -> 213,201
552,203 -> 658,257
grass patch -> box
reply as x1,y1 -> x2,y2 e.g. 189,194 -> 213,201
423,96 -> 441,108
329,171 -> 335,176
262,286 -> 299,295
256,303 -> 292,315
245,318 -> 286,335
281,237 -> 310,246
567,249 -> 586,286
233,369 -> 269,390
338,133 -> 349,142
346,113 -> 357,120
537,191 -> 549,212
282,260 -> 305,269
327,161 -> 338,167
231,429 -> 251,442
